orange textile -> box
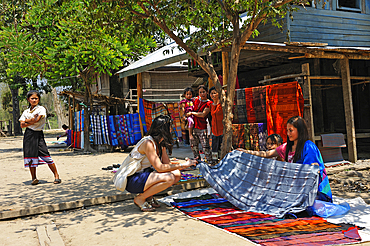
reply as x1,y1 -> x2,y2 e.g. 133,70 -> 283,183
245,88 -> 256,123
210,103 -> 223,136
265,82 -> 304,142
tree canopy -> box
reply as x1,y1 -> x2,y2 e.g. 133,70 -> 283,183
100,0 -> 302,156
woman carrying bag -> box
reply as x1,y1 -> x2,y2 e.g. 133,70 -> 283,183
113,115 -> 197,212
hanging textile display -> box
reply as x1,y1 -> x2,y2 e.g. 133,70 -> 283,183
74,110 -> 84,132
143,99 -> 154,130
231,123 -> 267,151
244,88 -> 257,124
252,86 -> 267,123
138,98 -> 147,133
265,81 -> 304,142
236,89 -> 248,124
132,113 -> 142,142
108,115 -> 119,147
167,102 -> 182,139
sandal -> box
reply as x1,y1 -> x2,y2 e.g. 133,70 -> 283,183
54,179 -> 62,184
31,179 -> 39,185
146,197 -> 161,208
134,201 -> 156,212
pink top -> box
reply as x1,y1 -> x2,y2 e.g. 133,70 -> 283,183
276,143 -> 295,163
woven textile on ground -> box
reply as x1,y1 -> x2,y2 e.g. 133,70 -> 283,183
265,82 -> 304,142
198,150 -> 319,217
170,193 -> 361,245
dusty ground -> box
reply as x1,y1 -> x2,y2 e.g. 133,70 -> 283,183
0,130 -> 369,246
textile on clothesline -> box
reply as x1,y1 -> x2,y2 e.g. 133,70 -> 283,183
108,115 -> 119,147
132,113 -> 142,142
265,81 -> 304,142
258,123 -> 268,151
232,124 -> 245,149
198,150 -> 320,217
138,98 -> 147,133
74,110 -> 84,132
236,89 -> 248,124
167,102 -> 182,139
252,86 -> 267,123
143,99 -> 154,130
244,88 -> 256,123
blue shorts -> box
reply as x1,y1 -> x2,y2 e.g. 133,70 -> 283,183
126,167 -> 154,193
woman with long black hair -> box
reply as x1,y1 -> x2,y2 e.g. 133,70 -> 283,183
124,115 -> 196,212
19,90 -> 61,185
237,116 -> 332,202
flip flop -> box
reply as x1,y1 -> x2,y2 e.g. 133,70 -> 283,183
54,179 -> 62,184
31,179 -> 39,185
146,197 -> 161,208
134,201 -> 155,212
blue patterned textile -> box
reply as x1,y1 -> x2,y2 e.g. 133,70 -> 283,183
198,150 -> 320,217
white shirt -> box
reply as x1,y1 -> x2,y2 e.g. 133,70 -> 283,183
19,105 -> 47,131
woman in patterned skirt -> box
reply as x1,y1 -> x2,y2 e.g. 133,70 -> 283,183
19,90 -> 61,185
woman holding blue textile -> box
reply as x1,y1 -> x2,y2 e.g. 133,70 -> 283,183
127,115 -> 197,212
237,116 -> 332,203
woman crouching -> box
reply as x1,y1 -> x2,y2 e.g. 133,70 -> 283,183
125,115 -> 196,212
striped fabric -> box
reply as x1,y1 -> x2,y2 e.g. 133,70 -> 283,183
252,86 -> 267,123
236,89 -> 248,124
101,115 -> 111,145
143,99 -> 154,130
245,88 -> 256,123
126,114 -> 135,145
114,116 -> 124,148
132,113 -> 142,143
170,193 -> 361,245
108,115 -> 118,147
167,103 -> 182,139
138,98 -> 147,133
249,123 -> 259,151
199,150 -> 320,217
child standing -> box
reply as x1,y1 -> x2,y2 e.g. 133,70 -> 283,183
180,87 -> 195,145
19,90 -> 61,185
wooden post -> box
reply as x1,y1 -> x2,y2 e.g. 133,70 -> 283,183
340,58 -> 357,163
222,52 -> 229,86
137,73 -> 144,137
301,63 -> 315,142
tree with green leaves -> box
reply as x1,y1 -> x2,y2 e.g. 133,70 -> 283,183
0,0 -> 156,151
101,0 -> 302,157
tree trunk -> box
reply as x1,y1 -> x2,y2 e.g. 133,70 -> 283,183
51,88 -> 68,128
81,68 -> 96,153
9,86 -> 22,136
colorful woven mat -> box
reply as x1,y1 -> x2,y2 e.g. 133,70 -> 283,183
170,193 -> 362,245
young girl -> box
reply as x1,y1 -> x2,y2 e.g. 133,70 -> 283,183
180,87 -> 195,145
19,91 -> 61,185
209,87 -> 223,165
237,116 -> 332,203
186,85 -> 212,162
123,115 -> 196,212
266,133 -> 284,161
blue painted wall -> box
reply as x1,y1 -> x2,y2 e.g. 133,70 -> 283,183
251,5 -> 370,47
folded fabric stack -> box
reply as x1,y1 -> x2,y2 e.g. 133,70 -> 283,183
170,193 -> 362,245
179,172 -> 204,183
